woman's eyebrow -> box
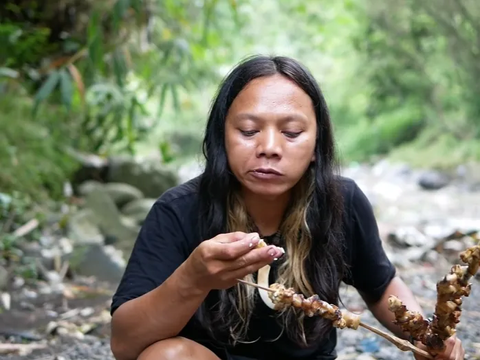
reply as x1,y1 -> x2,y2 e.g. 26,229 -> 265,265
233,113 -> 308,123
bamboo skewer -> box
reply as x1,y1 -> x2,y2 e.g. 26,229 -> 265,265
237,279 -> 433,359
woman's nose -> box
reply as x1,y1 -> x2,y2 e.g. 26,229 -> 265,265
256,129 -> 282,158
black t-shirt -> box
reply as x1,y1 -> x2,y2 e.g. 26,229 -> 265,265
110,175 -> 396,360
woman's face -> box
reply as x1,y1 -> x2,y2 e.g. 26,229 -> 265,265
225,74 -> 317,199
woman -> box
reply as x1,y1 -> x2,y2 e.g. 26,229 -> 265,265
109,55 -> 464,360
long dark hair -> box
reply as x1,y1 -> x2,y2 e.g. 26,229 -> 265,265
196,55 -> 347,346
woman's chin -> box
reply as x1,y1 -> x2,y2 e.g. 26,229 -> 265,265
243,183 -> 292,200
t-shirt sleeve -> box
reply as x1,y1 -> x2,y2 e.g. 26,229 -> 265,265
110,200 -> 189,315
342,181 -> 396,304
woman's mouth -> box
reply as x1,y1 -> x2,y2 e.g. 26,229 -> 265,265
250,168 -> 283,179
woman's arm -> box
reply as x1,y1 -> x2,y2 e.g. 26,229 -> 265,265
360,275 -> 425,339
109,199 -> 206,360
110,262 -> 209,360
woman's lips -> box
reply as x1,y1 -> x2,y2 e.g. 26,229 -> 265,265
250,168 -> 283,180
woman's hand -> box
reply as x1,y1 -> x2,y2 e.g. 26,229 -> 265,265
182,231 -> 284,292
414,336 -> 465,360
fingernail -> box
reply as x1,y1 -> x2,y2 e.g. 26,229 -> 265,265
268,248 -> 276,256
247,233 -> 259,247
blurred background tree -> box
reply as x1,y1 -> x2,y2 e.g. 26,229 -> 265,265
0,0 -> 479,202
0,0 -> 241,199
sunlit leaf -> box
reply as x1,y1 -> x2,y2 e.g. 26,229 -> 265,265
127,96 -> 138,151
157,83 -> 169,118
170,84 -> 180,111
202,0 -> 219,44
67,64 -> 85,105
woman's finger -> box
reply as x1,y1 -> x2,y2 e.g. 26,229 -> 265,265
452,338 -> 464,360
230,253 -> 283,279
214,231 -> 250,244
229,245 -> 285,271
208,232 -> 262,260
435,336 -> 459,360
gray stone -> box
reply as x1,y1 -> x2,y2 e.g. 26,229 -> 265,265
418,170 -> 450,190
107,155 -> 179,198
69,151 -> 109,191
67,209 -> 104,245
103,182 -> 144,207
120,198 -> 156,225
77,180 -> 103,197
67,243 -> 126,283
443,239 -> 466,252
177,160 -> 204,184
84,188 -> 140,252
387,226 -> 434,248
0,265 -> 8,291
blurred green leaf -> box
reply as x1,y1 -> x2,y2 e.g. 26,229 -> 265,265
87,10 -> 105,75
33,70 -> 60,116
113,0 -> 131,31
59,68 -> 73,111
113,49 -> 128,87
170,84 -> 180,111
157,83 -> 169,118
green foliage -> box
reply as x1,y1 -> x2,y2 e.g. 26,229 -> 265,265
1,0 -> 242,155
1,0 -> 480,205
0,0 -> 244,201
337,0 -> 480,165
338,102 -> 425,161
0,94 -> 80,201
0,22 -> 53,68
0,191 -> 46,281
389,130 -> 480,170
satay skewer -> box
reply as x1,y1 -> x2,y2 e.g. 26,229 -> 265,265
237,279 -> 433,359
387,244 -> 480,354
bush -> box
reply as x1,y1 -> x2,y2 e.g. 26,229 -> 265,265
0,94 -> 80,201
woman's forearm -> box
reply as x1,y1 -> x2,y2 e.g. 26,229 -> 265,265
110,263 -> 209,360
364,276 -> 426,339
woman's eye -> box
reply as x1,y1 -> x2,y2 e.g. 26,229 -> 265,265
283,131 -> 302,138
240,130 -> 258,137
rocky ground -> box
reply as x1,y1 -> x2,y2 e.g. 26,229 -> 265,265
1,158 -> 480,360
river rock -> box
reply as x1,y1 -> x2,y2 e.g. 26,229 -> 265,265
84,188 -> 140,251
107,155 -> 178,198
417,170 -> 450,190
177,160 -> 204,184
103,183 -> 144,208
77,180 -> 103,197
168,131 -> 203,158
67,243 -> 126,283
120,198 -> 156,225
0,266 -> 8,291
456,162 -> 480,191
67,209 -> 104,245
387,226 -> 434,248
69,152 -> 109,193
